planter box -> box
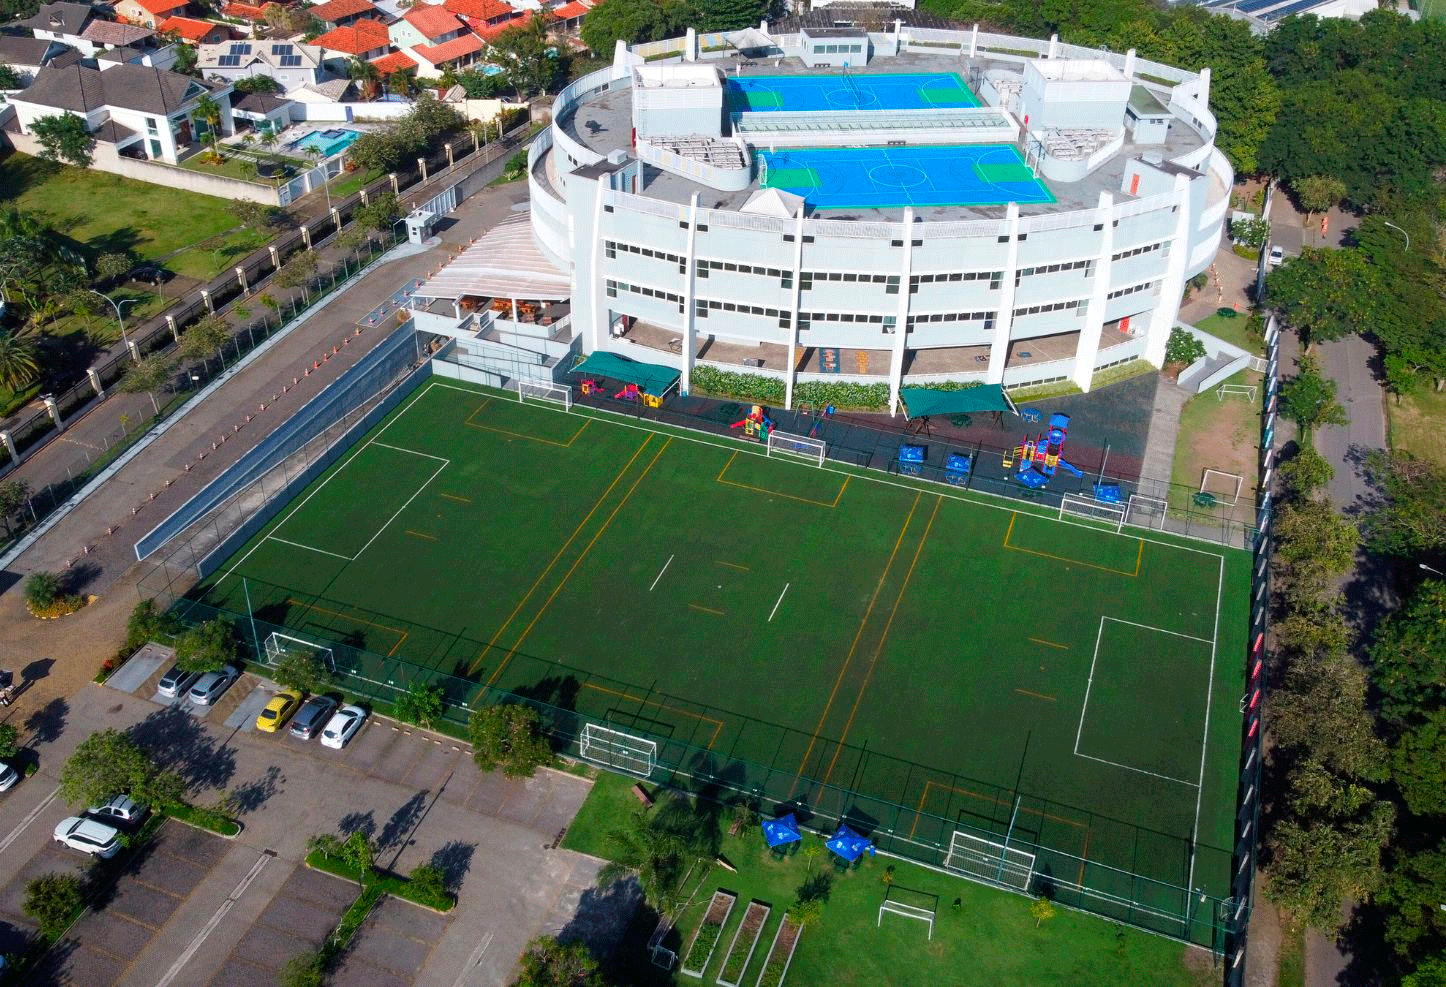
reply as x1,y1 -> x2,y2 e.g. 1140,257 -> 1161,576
716,899 -> 770,987
681,889 -> 736,978
754,913 -> 803,987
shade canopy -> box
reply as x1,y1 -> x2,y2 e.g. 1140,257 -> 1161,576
826,824 -> 874,862
761,813 -> 802,848
414,214 -> 570,302
898,385 -> 1016,420
571,351 -> 681,397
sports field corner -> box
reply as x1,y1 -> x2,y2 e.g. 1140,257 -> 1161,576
189,376 -> 1249,943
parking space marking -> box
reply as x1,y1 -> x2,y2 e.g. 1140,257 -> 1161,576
0,785 -> 59,856
450,931 -> 494,987
154,849 -> 275,987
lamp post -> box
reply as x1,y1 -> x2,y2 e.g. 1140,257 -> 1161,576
1421,563 -> 1443,577
1382,221 -> 1410,252
88,290 -> 139,362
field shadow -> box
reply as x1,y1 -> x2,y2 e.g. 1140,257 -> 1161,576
225,764 -> 285,816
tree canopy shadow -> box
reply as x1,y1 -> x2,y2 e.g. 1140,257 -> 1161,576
127,704 -> 236,793
337,810 -> 375,840
377,790 -> 428,854
24,697 -> 67,746
558,874 -> 644,961
428,840 -> 475,893
224,764 -> 285,816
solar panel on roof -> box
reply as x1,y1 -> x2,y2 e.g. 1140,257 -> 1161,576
280,53 -> 302,66
1262,0 -> 1325,19
229,41 -> 247,53
217,54 -> 240,66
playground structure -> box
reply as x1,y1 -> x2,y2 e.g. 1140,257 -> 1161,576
1006,413 -> 1085,489
731,405 -> 775,441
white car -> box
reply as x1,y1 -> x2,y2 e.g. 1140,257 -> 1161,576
88,795 -> 148,827
54,816 -> 122,858
1267,244 -> 1285,268
0,763 -> 18,793
320,704 -> 367,749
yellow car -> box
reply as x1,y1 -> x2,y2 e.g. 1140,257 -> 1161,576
255,691 -> 300,733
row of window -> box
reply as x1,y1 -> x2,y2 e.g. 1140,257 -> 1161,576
695,299 -> 787,324
606,280 -> 682,306
1013,299 -> 1085,317
909,311 -> 995,328
911,271 -> 1002,285
1017,259 -> 1092,280
1112,242 -> 1163,262
698,259 -> 792,287
605,241 -> 685,271
810,43 -> 864,53
1107,281 -> 1157,300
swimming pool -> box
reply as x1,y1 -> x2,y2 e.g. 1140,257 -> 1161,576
757,144 -> 1053,210
292,128 -> 362,157
727,72 -> 980,113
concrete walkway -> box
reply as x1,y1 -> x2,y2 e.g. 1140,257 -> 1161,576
1139,378 -> 1190,490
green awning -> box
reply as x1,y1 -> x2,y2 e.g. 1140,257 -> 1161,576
572,351 -> 680,397
898,385 -> 1016,419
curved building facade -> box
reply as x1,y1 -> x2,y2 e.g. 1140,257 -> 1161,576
524,24 -> 1231,409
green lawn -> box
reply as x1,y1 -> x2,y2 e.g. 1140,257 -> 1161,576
0,151 -> 271,280
564,773 -> 1218,987
190,379 -> 1248,936
1192,311 -> 1263,357
1387,386 -> 1446,465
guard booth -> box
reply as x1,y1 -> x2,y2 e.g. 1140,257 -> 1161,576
405,208 -> 437,246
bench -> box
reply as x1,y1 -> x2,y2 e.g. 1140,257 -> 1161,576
632,783 -> 655,807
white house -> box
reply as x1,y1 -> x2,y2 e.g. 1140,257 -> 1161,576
197,39 -> 326,89
0,36 -> 82,84
7,62 -> 234,164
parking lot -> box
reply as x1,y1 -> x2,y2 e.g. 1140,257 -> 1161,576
0,664 -> 612,987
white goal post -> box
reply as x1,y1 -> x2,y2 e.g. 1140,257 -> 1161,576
878,891 -> 937,940
944,831 -> 1035,891
766,429 -> 826,466
263,631 -> 336,672
580,723 -> 657,778
517,380 -> 572,411
1058,493 -> 1126,533
1124,493 -> 1168,531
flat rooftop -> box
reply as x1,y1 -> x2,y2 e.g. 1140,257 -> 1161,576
548,49 -> 1217,223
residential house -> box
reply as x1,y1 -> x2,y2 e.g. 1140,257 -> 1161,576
7,62 -> 234,163
313,19 -> 390,74
158,16 -> 236,44
17,2 -> 101,52
368,49 -> 416,80
308,0 -> 382,29
388,3 -> 467,49
0,36 -> 81,85
94,43 -> 182,71
230,90 -> 291,134
441,0 -> 521,37
113,0 -> 192,30
407,33 -> 483,78
550,0 -> 592,34
219,0 -> 280,22
196,39 -> 325,89
79,20 -> 159,50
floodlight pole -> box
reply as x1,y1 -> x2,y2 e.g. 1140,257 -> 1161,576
1421,563 -> 1443,577
242,577 -> 261,660
1382,221 -> 1410,252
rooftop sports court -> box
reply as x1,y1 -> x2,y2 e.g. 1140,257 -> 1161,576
193,379 -> 1247,939
758,144 -> 1055,210
726,72 -> 981,112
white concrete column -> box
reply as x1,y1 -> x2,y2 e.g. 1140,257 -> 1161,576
986,204 -> 1021,384
1123,48 -> 1137,79
269,244 -> 280,268
235,266 -> 248,295
0,432 -> 15,462
43,394 -> 62,431
446,143 -> 454,168
166,314 -> 179,341
301,226 -> 311,249
201,288 -> 213,313
613,39 -> 629,68
389,174 -> 399,195
1197,67 -> 1211,107
783,209 -> 806,410
685,27 -> 696,61
1072,192 -> 1115,392
87,367 -> 104,397
586,176 -> 608,355
680,193 -> 699,396
969,24 -> 978,58
1048,34 -> 1059,59
1145,174 -> 1194,367
417,157 -> 427,182
887,208 -> 914,416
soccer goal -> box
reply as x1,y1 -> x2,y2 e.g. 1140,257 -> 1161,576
766,429 -> 826,467
944,830 -> 1035,891
878,887 -> 938,940
580,723 -> 657,778
1124,493 -> 1168,531
262,631 -> 336,672
517,379 -> 572,411
1058,493 -> 1126,533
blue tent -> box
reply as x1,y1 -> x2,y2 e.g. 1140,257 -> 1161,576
826,824 -> 875,862
761,814 -> 802,849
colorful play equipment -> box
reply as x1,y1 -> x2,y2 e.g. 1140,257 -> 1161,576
1010,413 -> 1085,489
732,405 -> 775,440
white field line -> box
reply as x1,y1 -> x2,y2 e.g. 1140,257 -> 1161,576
649,554 -> 674,592
769,583 -> 790,622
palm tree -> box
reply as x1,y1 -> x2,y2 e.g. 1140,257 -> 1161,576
597,809 -> 689,912
348,58 -> 382,101
0,333 -> 40,390
193,94 -> 223,156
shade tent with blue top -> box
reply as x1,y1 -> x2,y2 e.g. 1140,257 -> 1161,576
826,825 -> 875,862
761,814 -> 802,848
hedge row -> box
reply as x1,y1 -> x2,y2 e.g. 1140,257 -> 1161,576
688,366 -> 899,411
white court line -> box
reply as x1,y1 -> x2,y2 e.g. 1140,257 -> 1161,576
371,439 -> 450,464
1074,752 -> 1198,788
768,582 -> 790,622
1186,554 -> 1226,897
1074,618 -> 1105,757
351,461 -> 448,560
267,536 -> 355,561
155,850 -> 274,987
1102,616 -> 1214,645
0,785 -> 59,856
649,554 -> 674,592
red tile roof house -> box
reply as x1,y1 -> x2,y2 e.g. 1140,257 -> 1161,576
157,15 -> 235,44
313,18 -> 390,73
112,0 -> 191,30
219,1 -> 281,24
549,0 -> 592,34
387,3 -> 468,50
408,31 -> 483,78
308,0 -> 381,29
368,49 -> 416,78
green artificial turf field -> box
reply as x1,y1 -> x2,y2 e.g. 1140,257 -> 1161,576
193,378 -> 1248,937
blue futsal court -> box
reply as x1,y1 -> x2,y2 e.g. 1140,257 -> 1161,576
727,72 -> 980,112
757,144 -> 1054,210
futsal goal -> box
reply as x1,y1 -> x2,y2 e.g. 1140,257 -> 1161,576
580,723 -> 658,778
766,429 -> 826,467
1058,493 -> 1126,533
517,380 -> 572,411
878,887 -> 938,940
944,830 -> 1035,891
262,631 -> 336,672
1124,493 -> 1168,531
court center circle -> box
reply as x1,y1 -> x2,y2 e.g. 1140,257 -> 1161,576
824,87 -> 879,109
870,163 -> 928,189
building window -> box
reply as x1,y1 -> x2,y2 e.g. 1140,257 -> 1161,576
146,117 -> 158,134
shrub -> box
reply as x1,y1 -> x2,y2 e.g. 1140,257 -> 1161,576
468,704 -> 552,778
689,366 -> 784,404
1164,327 -> 1206,366
0,723 -> 19,761
280,953 -> 324,987
407,863 -> 449,905
23,873 -> 85,938
174,618 -> 235,673
394,681 -> 445,729
125,599 -> 180,653
24,571 -> 62,610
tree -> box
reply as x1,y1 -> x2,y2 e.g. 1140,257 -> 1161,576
1379,845 -> 1446,963
180,313 -> 231,373
271,652 -> 334,696
93,252 -> 133,284
1266,247 -> 1378,349
1389,708 -> 1446,818
1031,895 -> 1057,927
280,954 -> 324,987
170,34 -> 198,75
1278,355 -> 1348,441
0,723 -> 20,761
394,681 -> 445,728
491,12 -> 566,99
1278,446 -> 1334,500
274,249 -> 319,300
1267,799 -> 1395,930
193,94 -> 223,151
59,729 -> 185,811
1164,326 -> 1205,366
1231,215 -> 1272,250
0,333 -> 40,390
0,480 -> 30,536
354,192 -> 402,237
580,0 -> 691,54
348,57 -> 382,101
468,704 -> 552,778
1361,452 -> 1446,558
1370,580 -> 1446,723
30,113 -> 95,168
1272,497 -> 1357,605
125,598 -> 179,653
512,935 -> 602,987
597,808 -> 688,910
233,75 -> 282,96
229,199 -> 279,230
0,64 -> 22,90
23,874 -> 85,938
24,571 -> 63,611
310,830 -> 374,885
120,353 -> 175,415
1271,654 -> 1388,783
173,617 -> 234,673
1293,175 -> 1346,237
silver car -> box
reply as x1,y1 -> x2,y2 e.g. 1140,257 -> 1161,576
157,664 -> 201,699
188,664 -> 239,706
320,704 -> 367,749
289,696 -> 339,740
88,795 -> 148,827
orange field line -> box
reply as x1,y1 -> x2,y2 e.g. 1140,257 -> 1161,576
439,493 -> 472,504
464,401 -> 591,448
716,561 -> 750,572
580,682 -> 724,750
1003,511 -> 1141,577
716,450 -> 849,508
404,530 -> 436,542
286,598 -> 409,657
1013,688 -> 1057,702
1028,638 -> 1069,651
909,778 -> 1090,842
689,604 -> 724,616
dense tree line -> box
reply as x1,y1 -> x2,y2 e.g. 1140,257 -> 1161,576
581,0 -> 780,58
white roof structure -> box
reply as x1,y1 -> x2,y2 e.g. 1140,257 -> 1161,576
741,187 -> 805,218
725,26 -> 773,50
417,214 -> 570,300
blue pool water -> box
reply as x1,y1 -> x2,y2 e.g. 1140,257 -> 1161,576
292,128 -> 362,157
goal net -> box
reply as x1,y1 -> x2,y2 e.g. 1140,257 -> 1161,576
517,380 -> 572,411
877,888 -> 937,940
262,631 -> 336,672
1124,493 -> 1168,531
944,830 -> 1035,891
1058,493 -> 1126,533
766,429 -> 826,467
580,723 -> 657,778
